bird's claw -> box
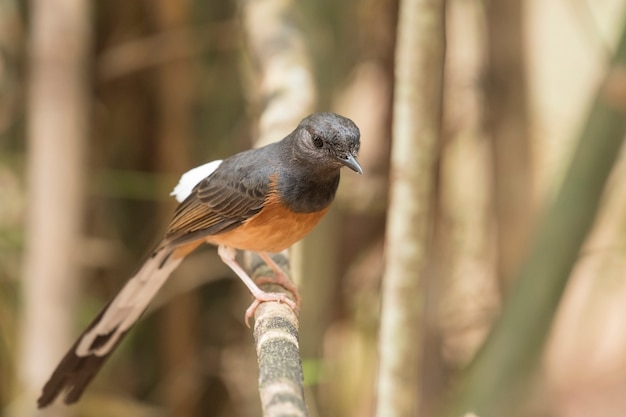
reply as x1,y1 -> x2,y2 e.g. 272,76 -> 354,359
244,290 -> 299,328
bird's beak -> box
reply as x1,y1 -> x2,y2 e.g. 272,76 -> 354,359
338,154 -> 363,174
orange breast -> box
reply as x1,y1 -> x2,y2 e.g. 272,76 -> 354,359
205,193 -> 330,253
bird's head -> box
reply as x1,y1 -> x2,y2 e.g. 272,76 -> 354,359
293,112 -> 363,174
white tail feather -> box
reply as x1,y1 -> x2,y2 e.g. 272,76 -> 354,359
75,247 -> 182,357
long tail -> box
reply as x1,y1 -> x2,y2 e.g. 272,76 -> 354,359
37,244 -> 183,408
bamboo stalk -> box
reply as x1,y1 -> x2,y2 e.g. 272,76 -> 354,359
374,0 -> 446,416
444,15 -> 626,417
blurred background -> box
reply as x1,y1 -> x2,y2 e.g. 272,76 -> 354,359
1,0 -> 626,416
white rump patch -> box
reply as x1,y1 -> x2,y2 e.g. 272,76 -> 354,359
170,159 -> 222,202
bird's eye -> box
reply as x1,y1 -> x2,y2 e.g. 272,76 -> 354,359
312,134 -> 324,148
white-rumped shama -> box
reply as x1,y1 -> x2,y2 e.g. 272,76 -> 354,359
37,112 -> 362,407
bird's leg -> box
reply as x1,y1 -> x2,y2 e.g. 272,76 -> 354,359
217,245 -> 298,327
258,252 -> 301,306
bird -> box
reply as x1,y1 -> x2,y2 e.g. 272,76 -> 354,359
37,112 -> 362,408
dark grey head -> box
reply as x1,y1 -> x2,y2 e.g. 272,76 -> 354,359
292,112 -> 363,174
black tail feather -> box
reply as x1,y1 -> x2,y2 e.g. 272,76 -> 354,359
37,245 -> 180,408
37,300 -> 129,407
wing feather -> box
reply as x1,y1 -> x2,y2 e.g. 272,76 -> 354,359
165,159 -> 272,245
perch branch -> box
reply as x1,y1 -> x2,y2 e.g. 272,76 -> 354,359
245,253 -> 306,417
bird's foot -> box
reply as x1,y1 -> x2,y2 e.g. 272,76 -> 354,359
241,252 -> 301,327
217,246 -> 301,327
244,288 -> 299,328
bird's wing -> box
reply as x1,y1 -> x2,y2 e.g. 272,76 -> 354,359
164,160 -> 273,245
38,159 -> 275,407
170,159 -> 223,202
